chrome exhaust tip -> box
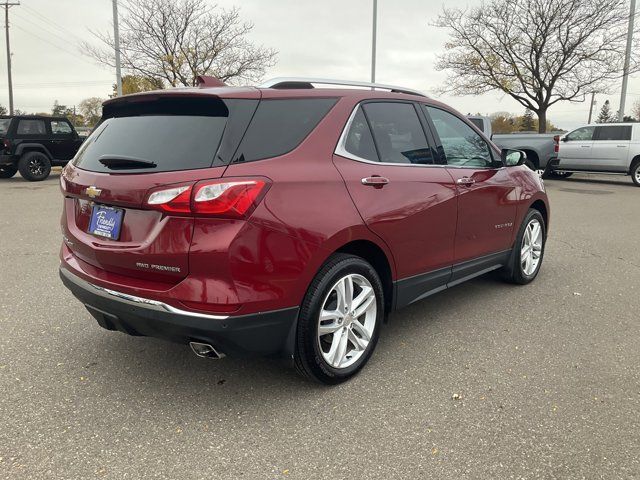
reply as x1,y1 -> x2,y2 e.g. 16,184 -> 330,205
189,341 -> 225,359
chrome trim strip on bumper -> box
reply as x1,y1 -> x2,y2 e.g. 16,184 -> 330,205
61,268 -> 229,321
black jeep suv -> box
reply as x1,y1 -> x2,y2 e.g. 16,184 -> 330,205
0,115 -> 84,181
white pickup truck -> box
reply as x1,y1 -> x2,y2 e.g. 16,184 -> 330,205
548,123 -> 640,187
467,116 -> 561,174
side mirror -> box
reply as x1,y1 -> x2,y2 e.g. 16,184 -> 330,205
502,149 -> 526,167
561,136 -> 569,142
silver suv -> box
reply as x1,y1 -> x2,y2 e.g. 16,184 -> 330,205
553,123 -> 640,186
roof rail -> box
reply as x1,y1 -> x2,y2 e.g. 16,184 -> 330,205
259,77 -> 428,98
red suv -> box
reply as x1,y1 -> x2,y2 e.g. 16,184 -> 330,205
59,77 -> 549,384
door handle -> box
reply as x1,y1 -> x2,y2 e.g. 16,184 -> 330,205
617,145 -> 627,148
456,177 -> 476,186
361,176 -> 389,187
581,145 -> 591,148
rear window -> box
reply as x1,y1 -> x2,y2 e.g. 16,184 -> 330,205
0,119 -> 10,135
594,125 -> 632,141
233,98 -> 337,163
74,97 -> 235,173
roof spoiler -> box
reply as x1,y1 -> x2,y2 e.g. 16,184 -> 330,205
197,75 -> 227,88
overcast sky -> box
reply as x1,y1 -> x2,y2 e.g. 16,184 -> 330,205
3,0 -> 640,130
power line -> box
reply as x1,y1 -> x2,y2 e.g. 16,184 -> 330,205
20,3 -> 86,45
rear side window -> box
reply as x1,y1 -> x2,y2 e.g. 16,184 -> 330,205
234,98 -> 337,163
362,102 -> 434,164
594,125 -> 631,141
73,97 -> 240,173
344,108 -> 378,162
17,119 -> 46,135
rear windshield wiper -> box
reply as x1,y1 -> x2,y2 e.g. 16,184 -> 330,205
99,155 -> 157,170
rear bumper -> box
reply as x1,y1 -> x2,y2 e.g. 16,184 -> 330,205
60,266 -> 299,359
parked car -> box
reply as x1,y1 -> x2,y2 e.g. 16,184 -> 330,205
467,115 -> 563,174
549,123 -> 640,186
0,115 -> 84,181
59,77 -> 550,384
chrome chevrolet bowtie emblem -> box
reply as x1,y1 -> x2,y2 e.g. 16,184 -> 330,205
85,186 -> 102,198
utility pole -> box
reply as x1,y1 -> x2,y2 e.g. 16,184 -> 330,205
619,0 -> 636,121
3,1 -> 19,115
588,92 -> 596,123
371,0 -> 377,83
112,0 -> 122,96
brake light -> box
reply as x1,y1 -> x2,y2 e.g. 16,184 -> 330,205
193,180 -> 267,217
553,135 -> 560,153
145,178 -> 269,218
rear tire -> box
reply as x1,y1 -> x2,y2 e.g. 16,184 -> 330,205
18,152 -> 51,181
503,209 -> 546,285
0,166 -> 17,178
631,161 -> 640,187
294,253 -> 384,384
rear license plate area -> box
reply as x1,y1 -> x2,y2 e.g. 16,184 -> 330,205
88,205 -> 124,240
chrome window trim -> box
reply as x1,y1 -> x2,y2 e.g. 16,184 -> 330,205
334,103 -> 447,169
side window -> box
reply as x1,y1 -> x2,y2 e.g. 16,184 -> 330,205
424,106 -> 494,168
235,98 -> 337,163
594,125 -> 631,141
566,126 -> 595,141
343,107 -> 378,162
17,119 -> 46,135
361,102 -> 434,164
51,120 -> 73,135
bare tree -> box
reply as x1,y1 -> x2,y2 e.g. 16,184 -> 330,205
632,99 -> 640,121
84,0 -> 277,87
79,97 -> 105,127
434,0 -> 639,132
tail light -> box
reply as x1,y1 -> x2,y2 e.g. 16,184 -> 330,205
2,139 -> 10,150
553,135 -> 560,153
145,178 -> 270,219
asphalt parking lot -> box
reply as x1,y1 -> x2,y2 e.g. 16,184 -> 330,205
1,171 -> 639,479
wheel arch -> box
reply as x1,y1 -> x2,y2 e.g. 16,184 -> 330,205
630,154 -> 640,173
16,144 -> 53,159
334,239 -> 394,316
520,149 -> 540,169
529,199 -> 549,234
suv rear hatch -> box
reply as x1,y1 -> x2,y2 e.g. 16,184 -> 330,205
61,92 -> 260,285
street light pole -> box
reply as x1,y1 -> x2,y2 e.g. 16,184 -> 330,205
588,92 -> 596,123
3,1 -> 19,115
618,0 -> 636,121
371,0 -> 377,83
112,0 -> 122,96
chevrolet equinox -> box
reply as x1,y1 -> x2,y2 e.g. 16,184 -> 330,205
59,77 -> 550,384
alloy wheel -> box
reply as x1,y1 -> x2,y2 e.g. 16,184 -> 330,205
317,273 -> 377,369
521,218 -> 543,276
28,158 -> 45,177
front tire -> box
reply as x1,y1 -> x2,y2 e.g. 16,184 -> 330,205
0,166 -> 17,178
503,209 -> 546,285
631,161 -> 640,187
18,152 -> 51,181
294,254 -> 384,384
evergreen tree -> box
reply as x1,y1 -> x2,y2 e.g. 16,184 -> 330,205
596,100 -> 614,123
520,109 -> 535,131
